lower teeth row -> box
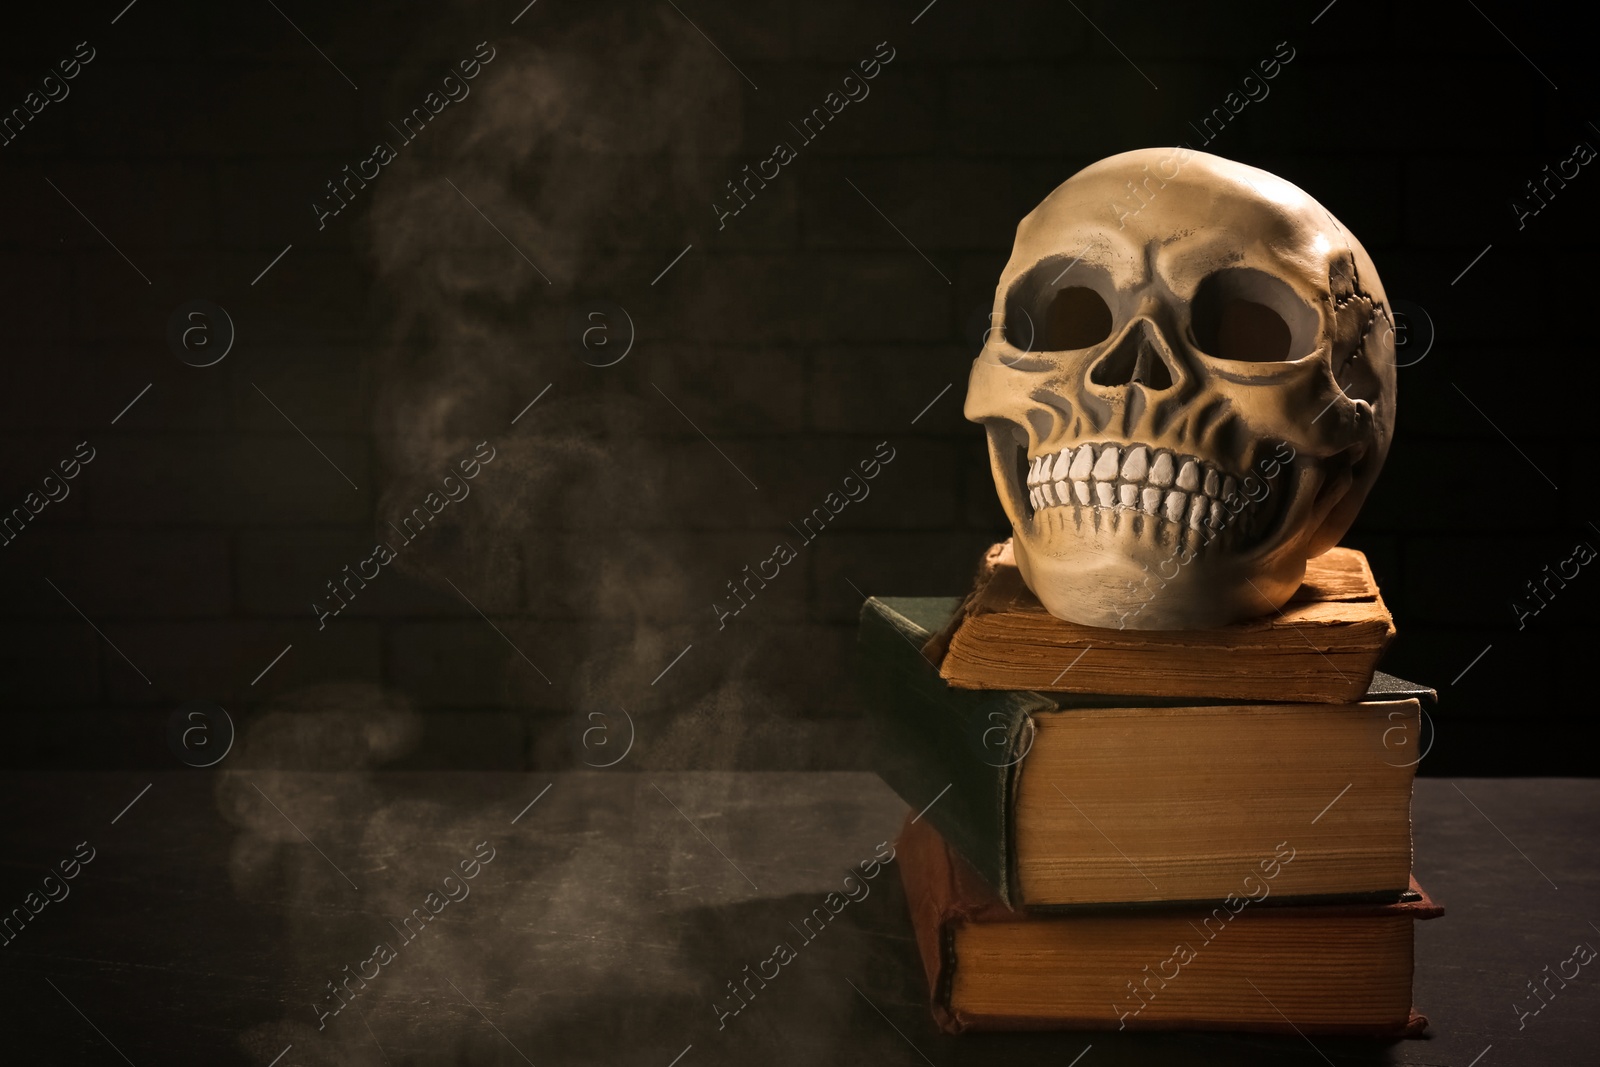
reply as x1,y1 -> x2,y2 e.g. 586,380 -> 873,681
1029,479 -> 1228,532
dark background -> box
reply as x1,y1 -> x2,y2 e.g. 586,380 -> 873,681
2,0 -> 1594,776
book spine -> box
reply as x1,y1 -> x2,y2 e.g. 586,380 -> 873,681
895,811 -> 966,1033
857,597 -> 1050,906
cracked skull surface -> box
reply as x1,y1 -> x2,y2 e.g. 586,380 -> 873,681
965,147 -> 1396,629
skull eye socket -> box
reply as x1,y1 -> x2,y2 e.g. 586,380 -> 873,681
1005,258 -> 1117,354
1190,268 -> 1317,363
1041,286 -> 1113,350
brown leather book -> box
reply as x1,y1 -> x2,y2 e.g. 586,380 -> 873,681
898,813 -> 1440,1036
932,541 -> 1394,703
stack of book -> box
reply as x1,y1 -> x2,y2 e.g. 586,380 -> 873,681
858,540 -> 1440,1036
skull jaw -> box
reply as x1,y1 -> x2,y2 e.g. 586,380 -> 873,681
1011,531 -> 1303,630
984,422 -> 1343,630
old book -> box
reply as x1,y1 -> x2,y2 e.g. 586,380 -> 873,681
934,541 -> 1394,703
859,595 -> 1430,907
898,813 -> 1440,1035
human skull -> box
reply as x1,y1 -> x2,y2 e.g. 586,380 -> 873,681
965,147 -> 1395,629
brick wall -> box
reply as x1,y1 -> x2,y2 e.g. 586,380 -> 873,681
2,1 -> 1594,774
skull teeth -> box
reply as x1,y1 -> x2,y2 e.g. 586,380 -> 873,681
1025,442 -> 1260,539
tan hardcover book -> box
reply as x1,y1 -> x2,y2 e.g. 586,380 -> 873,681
933,541 -> 1393,703
1009,697 -> 1420,905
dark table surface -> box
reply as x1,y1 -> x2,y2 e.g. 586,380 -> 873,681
0,772 -> 1593,1066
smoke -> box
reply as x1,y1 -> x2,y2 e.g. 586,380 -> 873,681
218,9 -> 795,1056
218,12 -> 891,1047
219,685 -> 906,1064
356,4 -> 824,769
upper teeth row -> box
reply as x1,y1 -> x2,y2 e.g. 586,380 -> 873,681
1026,443 -> 1240,530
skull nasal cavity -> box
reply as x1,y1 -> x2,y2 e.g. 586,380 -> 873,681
1041,286 -> 1112,350
1089,320 -> 1175,391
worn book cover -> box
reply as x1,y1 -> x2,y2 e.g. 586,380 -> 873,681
934,542 -> 1395,704
898,813 -> 1441,1035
